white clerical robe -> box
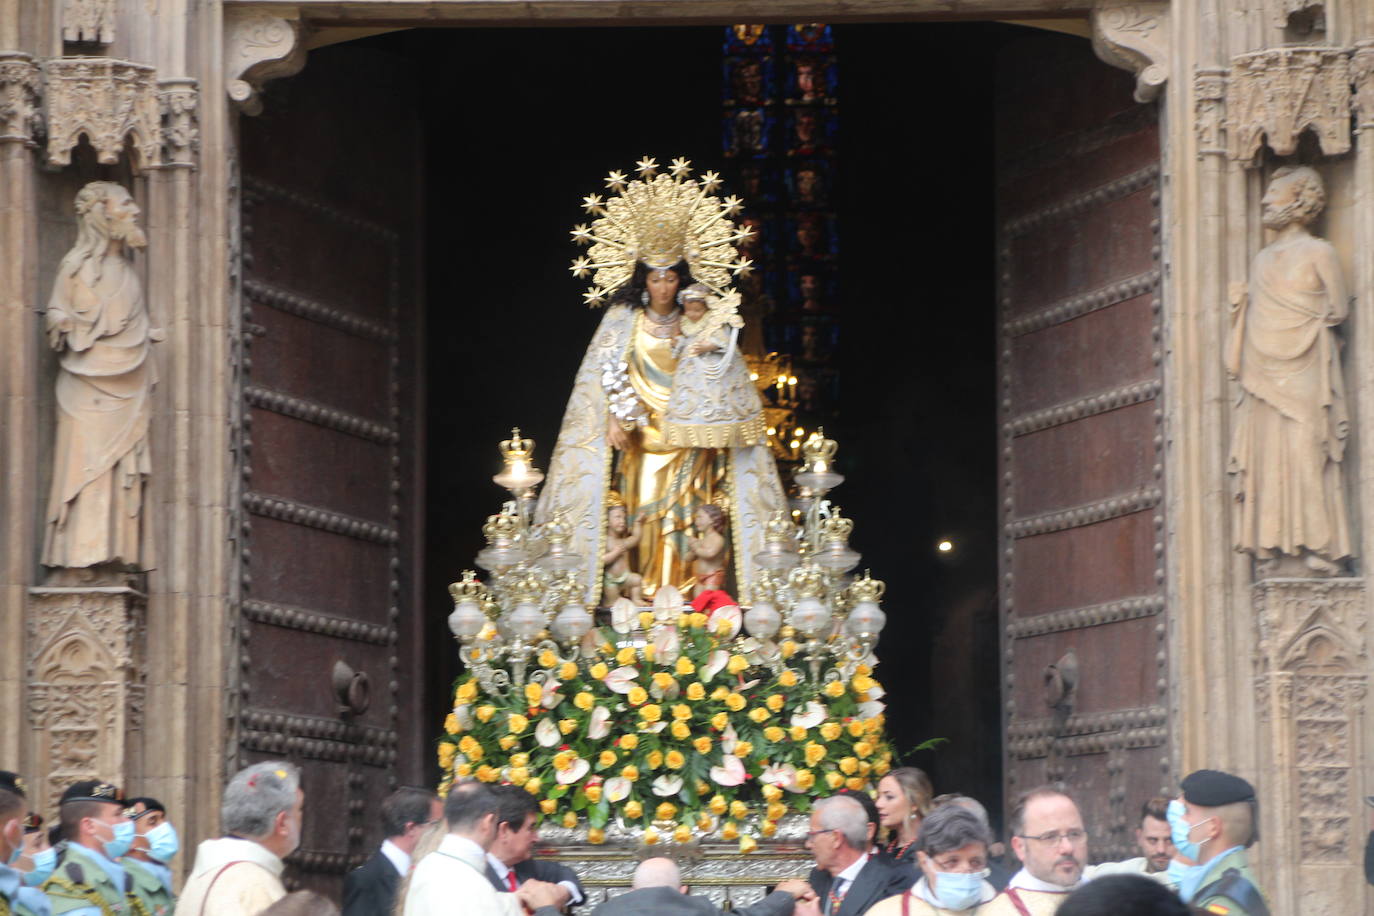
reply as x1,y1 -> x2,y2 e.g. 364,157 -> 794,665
404,835 -> 523,916
978,869 -> 1075,916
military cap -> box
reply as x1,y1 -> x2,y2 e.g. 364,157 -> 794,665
0,771 -> 25,797
1181,769 -> 1256,807
59,780 -> 124,805
125,796 -> 165,818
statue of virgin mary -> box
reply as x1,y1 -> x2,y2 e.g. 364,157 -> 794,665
535,158 -> 787,606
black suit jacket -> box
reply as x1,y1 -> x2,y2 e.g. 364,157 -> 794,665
343,849 -> 401,916
485,857 -> 587,907
809,855 -> 917,916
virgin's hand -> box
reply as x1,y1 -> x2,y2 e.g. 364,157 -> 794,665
607,417 -> 630,450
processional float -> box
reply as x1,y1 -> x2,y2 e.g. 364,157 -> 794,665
438,158 -> 895,906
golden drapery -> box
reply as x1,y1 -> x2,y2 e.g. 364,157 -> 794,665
618,313 -> 726,594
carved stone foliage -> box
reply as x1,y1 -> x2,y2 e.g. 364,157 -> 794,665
1354,42 -> 1374,131
0,52 -> 41,145
1227,48 -> 1351,160
158,78 -> 199,167
224,9 -> 307,115
1090,1 -> 1170,103
43,59 -> 161,169
26,587 -> 147,810
62,0 -> 116,44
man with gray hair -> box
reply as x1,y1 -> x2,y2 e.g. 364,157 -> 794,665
589,857 -> 811,916
178,761 -> 304,916
806,795 -> 915,915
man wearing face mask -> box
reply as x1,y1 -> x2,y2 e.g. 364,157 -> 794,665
2,784 -> 30,916
178,761 -> 304,916
121,799 -> 176,916
0,772 -> 55,916
43,782 -> 141,916
1165,770 -> 1268,915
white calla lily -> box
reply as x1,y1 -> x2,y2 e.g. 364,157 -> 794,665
453,704 -> 474,731
535,717 -> 561,747
651,775 -> 684,797
791,700 -> 827,729
604,666 -> 639,694
709,755 -> 746,787
702,649 -> 729,682
604,777 -> 632,802
588,705 -> 611,739
556,757 -> 590,785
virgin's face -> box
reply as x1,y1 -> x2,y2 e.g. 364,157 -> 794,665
875,775 -> 913,829
645,269 -> 681,309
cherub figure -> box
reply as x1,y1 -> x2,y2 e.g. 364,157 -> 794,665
602,497 -> 645,605
686,504 -> 729,597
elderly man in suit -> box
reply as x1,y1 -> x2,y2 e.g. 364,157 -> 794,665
804,795 -> 916,916
484,786 -> 584,908
590,857 -> 811,916
344,787 -> 443,916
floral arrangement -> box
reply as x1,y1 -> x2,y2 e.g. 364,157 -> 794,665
437,610 -> 893,852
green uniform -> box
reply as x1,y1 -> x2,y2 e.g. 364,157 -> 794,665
120,861 -> 172,916
43,846 -> 145,916
1193,847 -> 1269,916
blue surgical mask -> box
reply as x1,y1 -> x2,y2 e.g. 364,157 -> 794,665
1167,857 -> 1210,903
1166,799 -> 1210,861
6,845 -> 19,866
102,820 -> 135,860
930,870 -> 989,911
144,822 -> 179,864
21,847 -> 56,886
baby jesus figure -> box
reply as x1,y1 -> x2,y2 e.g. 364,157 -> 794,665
662,285 -> 760,450
601,499 -> 645,606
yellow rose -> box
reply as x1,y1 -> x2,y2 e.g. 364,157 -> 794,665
859,761 -> 872,776
459,734 -> 479,753
780,641 -> 798,659
873,759 -> 892,777
762,784 -> 783,802
838,756 -> 859,775
622,765 -> 640,781
499,735 -> 517,750
600,641 -> 615,655
693,736 -> 713,754
721,820 -> 739,841
560,661 -> 579,681
443,712 -> 459,734
666,750 -> 686,769
729,800 -> 748,819
697,780 -> 710,795
804,742 -> 826,767
643,826 -> 660,845
553,750 -> 576,771
689,612 -> 709,629
766,694 -> 785,712
867,716 -> 885,735
847,777 -> 866,791
725,693 -> 746,712
789,725 -> 808,742
508,713 -> 529,734
671,721 -> 691,740
778,670 -> 798,687
733,741 -> 753,758
511,752 -> 530,767
585,784 -> 603,803
697,813 -> 714,831
854,741 -> 873,758
764,726 -> 786,743
559,718 -> 577,734
562,811 -> 577,828
825,771 -> 844,789
617,646 -> 638,665
795,769 -> 815,790
656,802 -> 678,821
590,661 -> 610,680
476,765 -> 500,783
824,681 -> 846,698
767,802 -> 788,821
852,674 -> 877,693
540,798 -> 557,815
455,763 -> 473,778
438,743 -> 456,769
620,734 -> 639,750
710,712 -> 729,730
524,682 -> 544,706
715,618 -> 734,637
456,680 -> 478,702
845,720 -> 864,738
538,650 -> 558,668
761,820 -> 778,838
820,722 -> 842,742
739,835 -> 758,855
675,657 -> 696,676
748,707 -> 770,723
686,683 -> 706,701
709,795 -> 728,815
652,672 -> 676,690
624,800 -> 643,819
672,704 -> 692,720
646,750 -> 664,769
643,644 -> 657,662
599,749 -> 618,767
525,777 -> 543,794
727,654 -> 749,675
627,686 -> 648,706
508,766 -> 529,786
588,827 -> 606,844
638,611 -> 655,630
574,692 -> 594,710
641,704 -> 663,723
476,705 -> 496,722
674,824 -> 693,844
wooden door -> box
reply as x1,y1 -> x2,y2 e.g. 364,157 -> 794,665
995,30 -> 1168,861
234,45 -> 423,895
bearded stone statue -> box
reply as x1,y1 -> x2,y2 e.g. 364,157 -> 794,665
1227,166 -> 1352,575
43,181 -> 161,572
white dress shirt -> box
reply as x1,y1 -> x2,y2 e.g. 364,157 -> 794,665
825,852 -> 870,913
486,854 -> 583,904
381,839 -> 411,877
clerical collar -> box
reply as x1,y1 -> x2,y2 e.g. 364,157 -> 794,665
1007,867 -> 1078,893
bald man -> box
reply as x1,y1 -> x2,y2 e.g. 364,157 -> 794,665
590,857 -> 810,916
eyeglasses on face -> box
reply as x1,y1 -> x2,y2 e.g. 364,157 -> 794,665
1017,829 -> 1087,845
805,828 -> 838,841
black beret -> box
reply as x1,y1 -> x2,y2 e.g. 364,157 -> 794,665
125,797 -> 166,818
0,771 -> 25,797
60,781 -> 124,805
1181,770 -> 1255,807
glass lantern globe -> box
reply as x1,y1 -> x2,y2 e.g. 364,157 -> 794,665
508,601 -> 546,640
551,603 -> 593,642
791,595 -> 830,636
743,602 -> 782,639
448,599 -> 486,640
845,600 -> 887,639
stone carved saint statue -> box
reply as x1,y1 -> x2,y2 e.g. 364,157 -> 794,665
43,181 -> 160,572
1227,166 -> 1352,574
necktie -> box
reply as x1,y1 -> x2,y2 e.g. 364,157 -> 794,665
507,870 -> 519,892
828,879 -> 847,915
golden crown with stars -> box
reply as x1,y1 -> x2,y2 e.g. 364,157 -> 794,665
569,156 -> 755,307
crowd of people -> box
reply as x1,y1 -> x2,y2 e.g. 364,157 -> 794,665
0,761 -> 1273,916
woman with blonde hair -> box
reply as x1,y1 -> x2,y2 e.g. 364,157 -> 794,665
875,767 -> 933,865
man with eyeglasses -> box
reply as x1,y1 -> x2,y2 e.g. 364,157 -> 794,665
344,787 -> 442,916
804,795 -> 916,915
981,787 -> 1087,916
